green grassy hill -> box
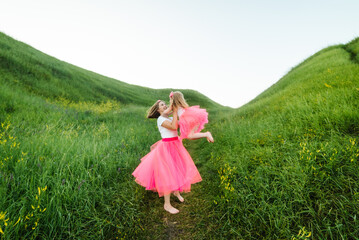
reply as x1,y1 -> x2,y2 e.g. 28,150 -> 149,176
0,32 -> 222,110
190,37 -> 359,239
1,31 -> 359,239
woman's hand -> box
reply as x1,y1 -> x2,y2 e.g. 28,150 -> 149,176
163,105 -> 172,115
161,109 -> 178,130
170,99 -> 178,112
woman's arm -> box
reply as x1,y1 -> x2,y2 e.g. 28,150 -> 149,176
161,110 -> 178,130
163,97 -> 174,116
163,105 -> 172,116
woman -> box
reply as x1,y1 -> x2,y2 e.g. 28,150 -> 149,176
132,100 -> 202,214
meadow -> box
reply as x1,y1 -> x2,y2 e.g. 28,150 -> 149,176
1,32 -> 359,239
190,38 -> 359,239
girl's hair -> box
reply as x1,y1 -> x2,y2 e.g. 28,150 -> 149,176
147,100 -> 162,118
171,91 -> 189,109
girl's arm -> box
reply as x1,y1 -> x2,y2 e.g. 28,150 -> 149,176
161,110 -> 178,130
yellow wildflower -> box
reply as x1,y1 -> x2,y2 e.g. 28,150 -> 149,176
32,221 -> 38,230
13,217 -> 21,226
324,83 -> 332,88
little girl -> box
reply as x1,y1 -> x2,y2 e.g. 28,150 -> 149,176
169,91 -> 214,142
132,100 -> 202,214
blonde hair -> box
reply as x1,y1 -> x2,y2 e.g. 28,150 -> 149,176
147,100 -> 162,118
171,91 -> 189,109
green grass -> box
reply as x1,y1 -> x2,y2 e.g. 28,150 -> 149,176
0,85 -> 152,238
191,37 -> 359,239
1,31 -> 359,239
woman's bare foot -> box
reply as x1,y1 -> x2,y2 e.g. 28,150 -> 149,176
173,192 -> 184,202
206,132 -> 214,143
164,204 -> 179,214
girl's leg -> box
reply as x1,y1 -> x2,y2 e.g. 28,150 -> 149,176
164,194 -> 179,214
173,191 -> 184,202
187,125 -> 214,142
188,131 -> 214,142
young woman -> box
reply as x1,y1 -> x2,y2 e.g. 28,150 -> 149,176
132,100 -> 202,214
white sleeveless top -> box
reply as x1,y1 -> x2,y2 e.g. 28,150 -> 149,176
157,116 -> 178,138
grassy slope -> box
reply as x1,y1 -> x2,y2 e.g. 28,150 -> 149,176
191,37 -> 359,239
0,32 -> 221,239
0,32 -> 222,110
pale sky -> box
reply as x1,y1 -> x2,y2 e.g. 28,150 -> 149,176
1,0 -> 358,108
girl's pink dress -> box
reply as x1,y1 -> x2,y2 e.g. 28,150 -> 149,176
132,116 -> 202,197
178,106 -> 209,139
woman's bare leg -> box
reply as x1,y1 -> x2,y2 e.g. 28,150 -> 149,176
164,194 -> 179,214
173,191 -> 184,202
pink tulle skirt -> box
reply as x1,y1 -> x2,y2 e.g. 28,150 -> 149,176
179,106 -> 209,139
132,137 -> 202,197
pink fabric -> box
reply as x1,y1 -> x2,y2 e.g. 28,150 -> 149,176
132,138 -> 202,197
149,140 -> 161,151
178,106 -> 209,139
148,137 -> 178,152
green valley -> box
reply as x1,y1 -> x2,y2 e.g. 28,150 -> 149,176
1,32 -> 358,239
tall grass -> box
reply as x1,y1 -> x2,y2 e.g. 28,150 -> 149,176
0,82 -> 161,238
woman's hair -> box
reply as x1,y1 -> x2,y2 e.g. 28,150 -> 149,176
147,100 -> 162,118
171,91 -> 189,109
